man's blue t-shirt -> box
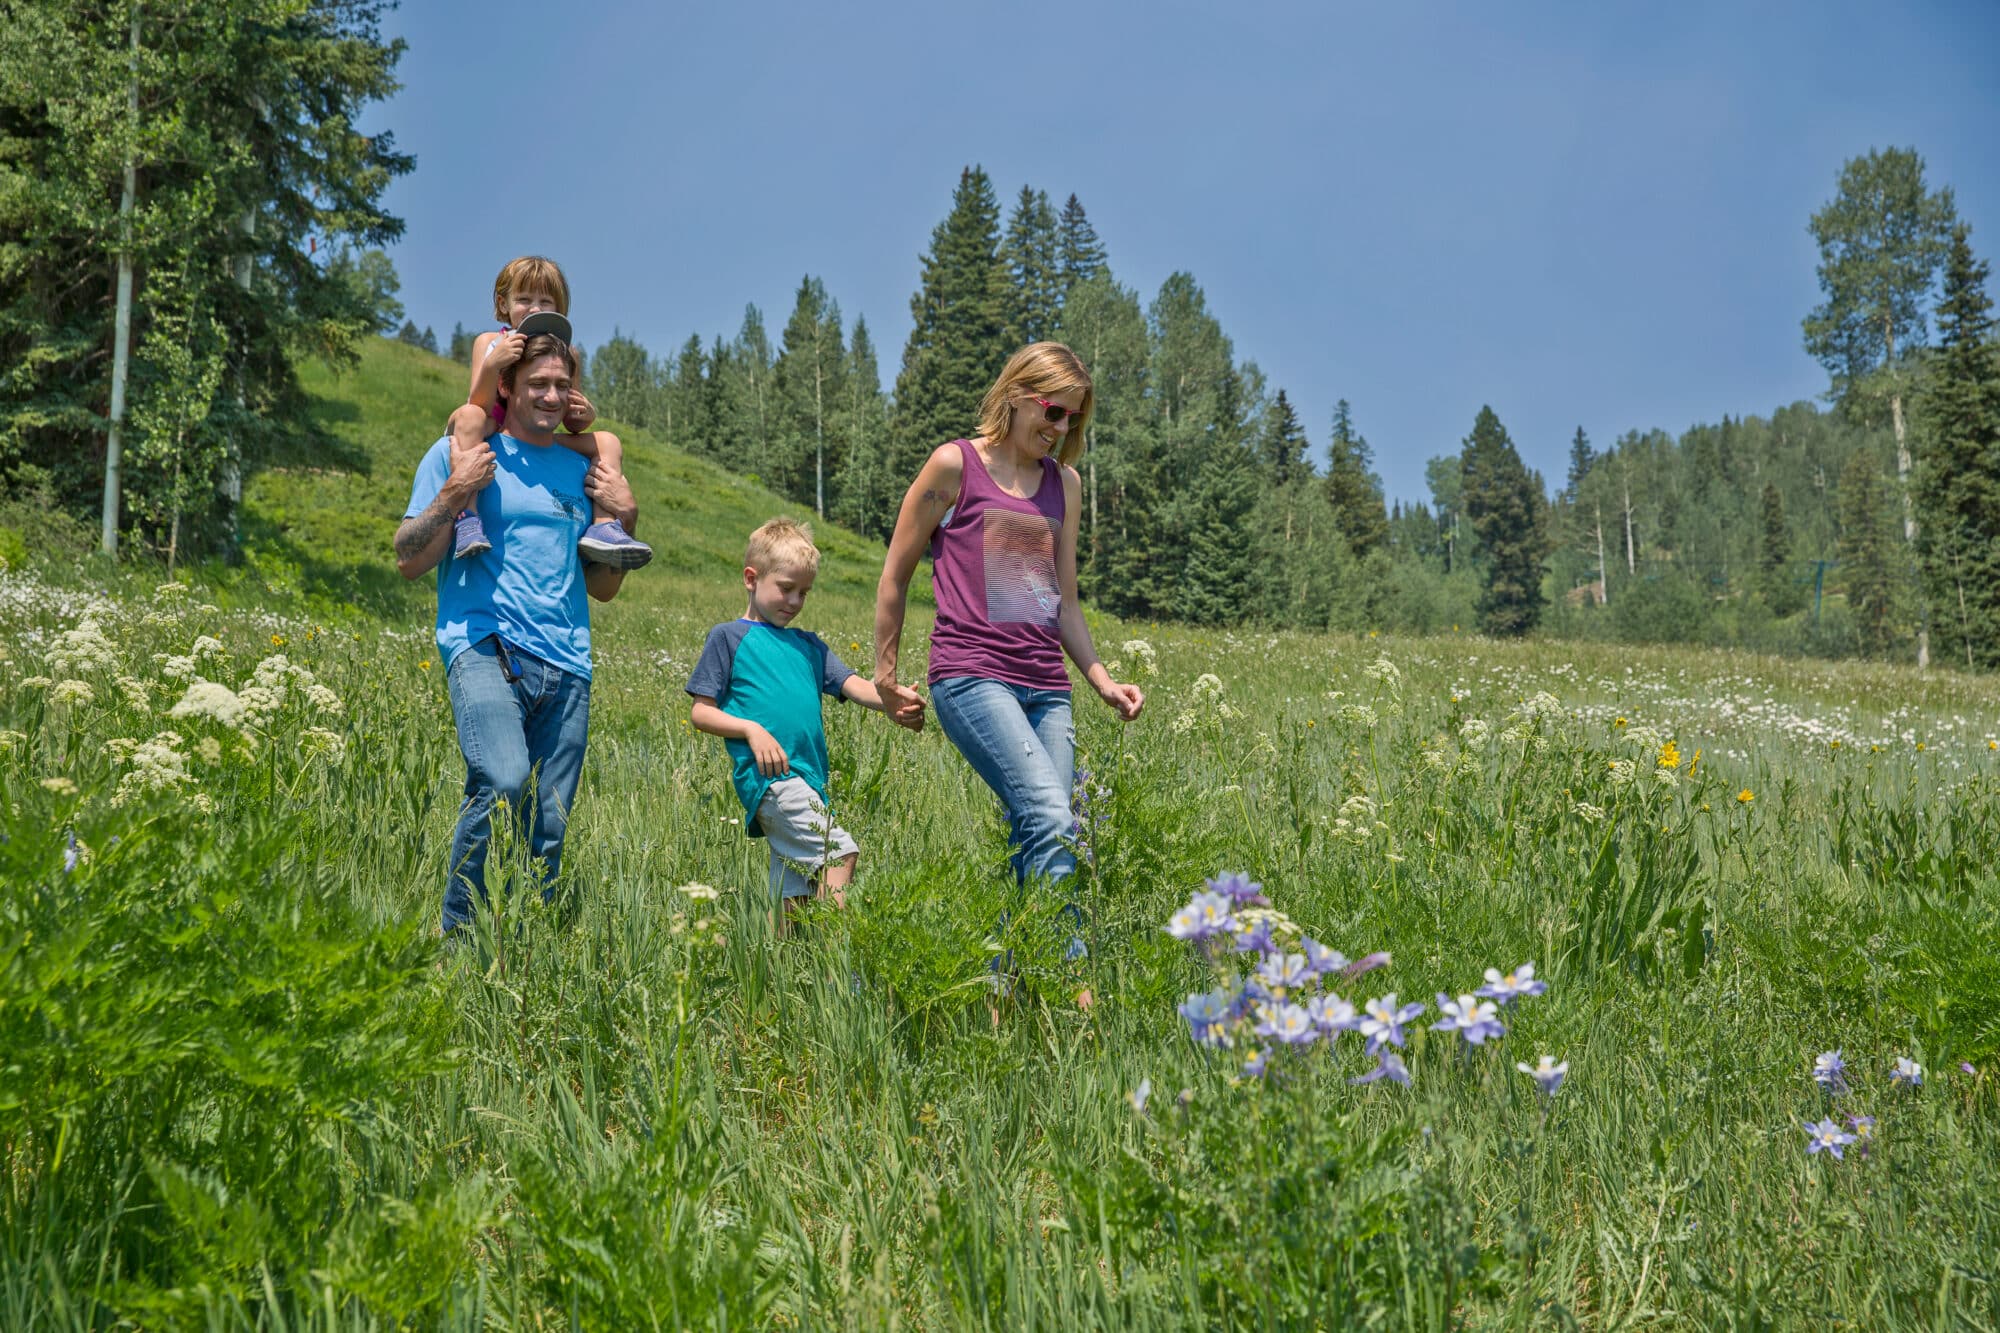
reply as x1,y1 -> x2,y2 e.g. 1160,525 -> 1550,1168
685,620 -> 855,834
404,433 -> 594,679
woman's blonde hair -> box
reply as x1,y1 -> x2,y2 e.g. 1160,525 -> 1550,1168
976,342 -> 1094,468
492,255 -> 571,320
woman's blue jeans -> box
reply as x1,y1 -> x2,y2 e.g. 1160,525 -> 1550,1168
442,636 -> 590,934
931,675 -> 1076,886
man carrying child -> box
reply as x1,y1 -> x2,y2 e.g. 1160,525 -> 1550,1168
396,331 -> 637,936
687,518 -> 915,923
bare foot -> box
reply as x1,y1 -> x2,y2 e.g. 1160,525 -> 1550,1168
1076,988 -> 1094,1010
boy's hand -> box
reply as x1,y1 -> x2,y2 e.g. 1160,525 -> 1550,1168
1098,679 -> 1145,722
486,330 -> 526,370
563,389 -> 596,433
747,723 -> 790,777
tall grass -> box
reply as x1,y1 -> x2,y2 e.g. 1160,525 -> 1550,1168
4,552 -> 1999,1329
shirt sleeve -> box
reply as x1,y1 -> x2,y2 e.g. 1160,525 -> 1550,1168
815,634 -> 857,698
685,625 -> 738,702
404,438 -> 452,519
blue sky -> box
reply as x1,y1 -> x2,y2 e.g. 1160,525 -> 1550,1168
370,0 -> 2000,506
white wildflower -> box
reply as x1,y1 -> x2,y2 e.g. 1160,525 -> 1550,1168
1339,703 -> 1378,728
169,680 -> 251,732
49,679 -> 95,707
116,675 -> 150,709
1607,758 -> 1637,789
190,636 -> 226,659
1120,639 -> 1159,676
158,655 -> 198,680
39,776 -> 78,796
48,616 -> 117,676
1363,655 -> 1402,692
21,675 -> 51,689
196,737 -> 223,765
1192,673 -> 1226,702
153,582 -> 190,602
1572,801 -> 1607,824
191,792 -> 216,814
301,727 -> 346,766
304,683 -> 344,715
1459,717 -> 1491,749
678,882 -> 722,901
113,733 -> 191,804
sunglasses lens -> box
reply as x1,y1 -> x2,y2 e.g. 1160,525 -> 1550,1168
1043,402 -> 1070,424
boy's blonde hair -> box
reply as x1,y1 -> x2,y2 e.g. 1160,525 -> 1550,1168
976,341 -> 1095,467
746,517 -> 820,574
492,255 -> 570,320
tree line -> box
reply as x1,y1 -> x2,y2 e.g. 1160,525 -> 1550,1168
0,1 -> 411,563
4,5 -> 1995,668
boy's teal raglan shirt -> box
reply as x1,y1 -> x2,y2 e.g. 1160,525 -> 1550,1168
685,620 -> 855,833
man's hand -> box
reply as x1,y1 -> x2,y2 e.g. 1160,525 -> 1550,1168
582,461 -> 636,527
564,390 -> 597,434
876,678 -> 926,732
746,723 -> 790,777
485,329 -> 526,371
445,436 -> 496,506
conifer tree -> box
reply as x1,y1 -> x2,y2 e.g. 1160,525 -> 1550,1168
449,322 -> 473,364
832,317 -> 893,539
1003,186 -> 1062,344
1565,427 -> 1595,498
887,167 -> 1015,486
1054,269 -> 1150,595
1804,147 -> 1957,664
1460,406 -> 1546,636
1838,451 -> 1902,656
1914,222 -> 2000,667
1324,399 -> 1389,556
1758,482 -> 1803,616
1057,193 -> 1107,295
587,330 -> 656,429
419,325 -> 438,355
773,276 -> 848,515
664,334 -> 709,452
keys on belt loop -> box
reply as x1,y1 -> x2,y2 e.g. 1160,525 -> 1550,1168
491,635 -> 521,684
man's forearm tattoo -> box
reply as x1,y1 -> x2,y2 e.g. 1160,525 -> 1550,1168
395,494 -> 455,561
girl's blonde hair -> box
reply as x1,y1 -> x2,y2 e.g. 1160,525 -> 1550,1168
492,255 -> 570,320
976,342 -> 1094,468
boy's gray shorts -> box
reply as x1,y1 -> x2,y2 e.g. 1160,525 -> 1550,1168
757,777 -> 859,900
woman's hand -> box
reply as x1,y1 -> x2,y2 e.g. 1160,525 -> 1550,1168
1096,678 -> 1144,722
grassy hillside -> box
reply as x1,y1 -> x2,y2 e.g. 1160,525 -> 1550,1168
255,336 -> 906,625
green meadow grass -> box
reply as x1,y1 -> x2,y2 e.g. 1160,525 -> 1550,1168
2,340 -> 1998,1328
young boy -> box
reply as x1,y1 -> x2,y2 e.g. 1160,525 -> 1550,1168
687,518 -> 901,923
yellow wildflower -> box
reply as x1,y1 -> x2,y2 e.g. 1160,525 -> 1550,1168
271,634 -> 285,647
1736,789 -> 1755,804
419,659 -> 433,671
1657,740 -> 1681,770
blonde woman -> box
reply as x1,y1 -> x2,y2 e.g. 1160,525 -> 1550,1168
874,343 -> 1144,993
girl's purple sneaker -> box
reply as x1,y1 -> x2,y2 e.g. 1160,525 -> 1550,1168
578,519 -> 653,569
453,510 -> 491,559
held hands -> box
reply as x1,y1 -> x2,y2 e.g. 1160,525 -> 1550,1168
746,723 -> 790,777
876,678 -> 927,732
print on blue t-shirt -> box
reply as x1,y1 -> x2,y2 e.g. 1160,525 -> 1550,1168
404,433 -> 594,679
685,620 -> 855,834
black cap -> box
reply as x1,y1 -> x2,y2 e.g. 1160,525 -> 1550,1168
516,310 -> 573,344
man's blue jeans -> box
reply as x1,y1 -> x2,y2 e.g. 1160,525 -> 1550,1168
931,675 -> 1076,886
442,637 -> 590,935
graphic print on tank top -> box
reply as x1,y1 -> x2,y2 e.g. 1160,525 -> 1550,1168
981,509 -> 1061,627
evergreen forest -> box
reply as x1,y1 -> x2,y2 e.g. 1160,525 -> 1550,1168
4,9 -> 1999,671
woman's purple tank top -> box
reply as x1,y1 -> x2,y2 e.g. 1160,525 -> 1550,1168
926,439 -> 1070,691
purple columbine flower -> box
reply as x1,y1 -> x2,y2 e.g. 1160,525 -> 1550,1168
1255,1001 -> 1316,1046
1299,937 -> 1349,981
1254,952 -> 1311,994
1205,871 -> 1268,907
1307,993 -> 1358,1037
1165,891 -> 1236,942
1240,1047 -> 1271,1079
1342,951 -> 1391,981
1358,994 -> 1426,1053
63,830 -> 80,875
1476,962 -> 1548,1005
1516,1055 -> 1568,1096
1812,1049 -> 1848,1094
1804,1118 -> 1857,1160
1960,1062 -> 1977,1077
1891,1057 -> 1923,1088
1232,917 -> 1279,957
1846,1113 -> 1875,1155
1351,1051 -> 1411,1086
1431,992 -> 1505,1045
1178,988 -> 1235,1048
